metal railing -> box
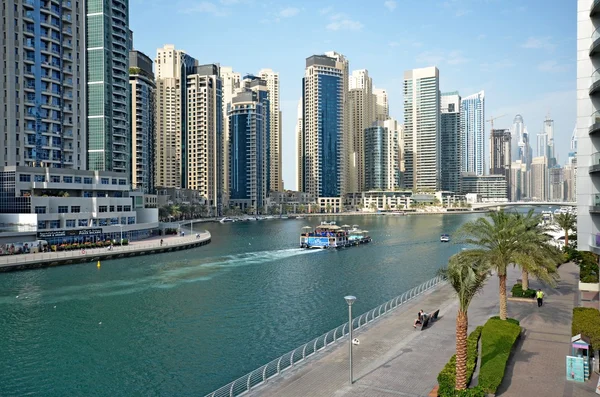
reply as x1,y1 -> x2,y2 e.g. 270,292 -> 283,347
205,274 -> 446,397
0,232 -> 211,268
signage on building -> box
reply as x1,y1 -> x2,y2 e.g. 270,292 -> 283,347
36,228 -> 103,239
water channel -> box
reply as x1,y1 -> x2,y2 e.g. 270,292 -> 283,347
0,213 -> 487,396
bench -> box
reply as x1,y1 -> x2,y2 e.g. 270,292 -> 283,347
416,309 -> 440,331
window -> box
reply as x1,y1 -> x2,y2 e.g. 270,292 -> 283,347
109,205 -> 114,212
66,219 -> 75,228
124,206 -> 131,212
49,220 -> 60,229
58,206 -> 68,213
128,217 -> 136,225
83,191 -> 92,198
50,175 -> 60,183
34,175 -> 45,182
37,221 -> 46,229
99,206 -> 107,213
19,174 -> 31,182
34,206 -> 46,214
71,206 -> 80,213
84,177 -> 92,184
111,178 -> 117,185
63,176 -> 73,183
121,217 -> 127,225
118,179 -> 127,185
74,176 -> 82,183
78,219 -> 88,227
101,178 -> 109,185
116,205 -> 123,212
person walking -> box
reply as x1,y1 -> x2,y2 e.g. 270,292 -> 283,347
536,289 -> 545,307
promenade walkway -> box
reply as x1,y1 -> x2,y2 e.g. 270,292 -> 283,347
244,263 -> 585,397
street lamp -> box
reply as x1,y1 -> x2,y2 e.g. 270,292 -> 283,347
117,224 -> 123,246
344,295 -> 356,384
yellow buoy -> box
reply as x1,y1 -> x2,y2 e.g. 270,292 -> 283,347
97,261 -> 101,268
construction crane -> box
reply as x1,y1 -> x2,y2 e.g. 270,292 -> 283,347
486,114 -> 507,131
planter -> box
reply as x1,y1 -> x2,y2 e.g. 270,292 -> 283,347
579,281 -> 600,292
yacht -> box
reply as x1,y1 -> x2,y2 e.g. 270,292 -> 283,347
219,217 -> 235,223
440,234 -> 450,243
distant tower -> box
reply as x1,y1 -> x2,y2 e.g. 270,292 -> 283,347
460,91 -> 485,175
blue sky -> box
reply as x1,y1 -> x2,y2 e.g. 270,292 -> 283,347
130,0 -> 575,190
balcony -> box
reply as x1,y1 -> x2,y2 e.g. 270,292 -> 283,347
591,28 -> 600,56
590,111 -> 600,135
591,153 -> 600,174
592,0 -> 600,16
591,70 -> 600,96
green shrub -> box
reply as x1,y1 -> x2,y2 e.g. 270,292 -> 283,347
478,317 -> 521,394
437,326 -> 483,396
572,307 -> 600,349
510,284 -> 536,298
122,239 -> 129,245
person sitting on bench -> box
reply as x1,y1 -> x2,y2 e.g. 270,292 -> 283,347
413,309 -> 425,328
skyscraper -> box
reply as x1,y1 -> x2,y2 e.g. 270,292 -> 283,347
363,119 -> 400,191
301,54 -> 346,200
258,69 -> 282,192
220,66 -> 241,205
490,129 -> 512,199
0,0 -> 86,169
440,92 -> 462,193
460,91 -> 485,175
510,114 -> 525,163
129,50 -> 155,194
403,66 -> 440,191
228,81 -> 269,213
295,98 -> 303,191
373,88 -> 389,122
544,114 -> 555,165
86,0 -> 130,173
349,69 -> 374,192
536,132 -> 548,158
531,156 -> 548,201
154,45 -> 197,189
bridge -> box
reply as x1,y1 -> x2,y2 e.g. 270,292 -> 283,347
471,201 -> 576,210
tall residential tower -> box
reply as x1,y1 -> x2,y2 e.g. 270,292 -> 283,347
460,91 -> 485,175
440,92 -> 462,193
258,69 -> 282,192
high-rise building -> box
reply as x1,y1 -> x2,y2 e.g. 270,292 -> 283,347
220,66 -> 241,205
363,119 -> 401,191
536,132 -> 548,158
510,160 -> 528,201
0,0 -> 86,169
373,88 -> 389,122
530,156 -> 548,201
154,45 -> 197,189
544,114 -> 555,165
490,129 -> 512,199
258,68 -> 282,192
301,54 -> 346,199
564,162 -> 576,202
349,69 -> 374,192
510,114 -> 525,163
440,92 -> 462,193
86,0 -> 130,173
228,81 -> 269,213
295,98 -> 303,191
549,165 -> 564,201
403,66 -> 440,191
460,91 -> 485,175
186,64 -> 223,215
129,50 -> 155,194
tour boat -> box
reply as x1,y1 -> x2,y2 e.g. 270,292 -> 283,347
219,217 -> 235,223
300,222 -> 372,249
440,234 -> 450,243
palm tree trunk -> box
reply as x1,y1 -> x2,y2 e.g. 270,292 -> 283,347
564,228 -> 569,248
455,309 -> 468,390
499,274 -> 508,320
522,270 -> 529,291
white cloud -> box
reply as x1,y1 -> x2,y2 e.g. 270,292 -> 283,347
180,1 -> 228,16
319,6 -> 333,15
521,36 -> 555,51
538,60 -> 570,73
326,14 -> 363,31
384,1 -> 397,11
278,7 -> 299,18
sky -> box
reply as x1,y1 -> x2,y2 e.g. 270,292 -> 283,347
129,0 -> 576,191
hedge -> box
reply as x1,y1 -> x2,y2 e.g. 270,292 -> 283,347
572,307 -> 600,349
478,317 -> 521,394
437,326 -> 484,396
567,250 -> 600,283
511,283 -> 536,298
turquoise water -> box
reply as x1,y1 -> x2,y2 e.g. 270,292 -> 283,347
0,213 -> 480,396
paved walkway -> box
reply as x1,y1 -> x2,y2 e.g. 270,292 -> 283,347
240,263 -> 587,397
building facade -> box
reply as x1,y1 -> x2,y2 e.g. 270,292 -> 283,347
0,0 -> 86,169
219,66 -> 241,205
460,173 -> 508,202
403,66 -> 440,191
86,0 -> 130,173
490,129 -> 512,199
530,156 -> 548,201
363,119 -> 400,191
440,92 -> 462,193
129,50 -> 155,194
295,98 -> 303,192
349,69 -> 375,192
258,68 -> 282,192
301,54 -> 346,199
549,165 -> 564,201
373,88 -> 389,123
510,160 -> 528,201
460,91 -> 485,175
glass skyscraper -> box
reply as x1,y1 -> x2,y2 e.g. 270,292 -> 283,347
441,92 -> 462,193
460,91 -> 485,176
86,0 -> 130,174
364,119 -> 400,191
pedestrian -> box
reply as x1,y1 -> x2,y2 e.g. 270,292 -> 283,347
536,288 -> 545,307
160,239 -> 163,247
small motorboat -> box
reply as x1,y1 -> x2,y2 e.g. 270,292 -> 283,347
440,234 -> 450,243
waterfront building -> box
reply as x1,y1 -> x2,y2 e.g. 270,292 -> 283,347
530,156 -> 548,201
156,187 -> 205,207
219,66 -> 242,206
86,0 -> 130,174
349,69 -> 375,192
0,166 -> 158,245
0,0 -> 86,169
266,191 -> 315,213
129,50 -> 155,194
186,64 -> 223,216
301,54 -> 346,206
510,160 -> 528,201
295,98 -> 303,192
549,165 -> 564,201
258,69 -> 283,192
403,66 -> 440,191
460,173 -> 508,202
364,119 -> 401,191
440,92 -> 462,193
490,129 -> 512,200
374,88 -> 390,122
154,45 -> 197,189
345,191 -> 412,211
228,78 -> 269,213
460,91 -> 485,175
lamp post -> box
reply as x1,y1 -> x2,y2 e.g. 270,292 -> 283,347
118,224 -> 123,246
344,295 -> 356,384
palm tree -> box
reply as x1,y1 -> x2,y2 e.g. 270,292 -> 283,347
167,205 -> 181,221
325,204 -> 332,213
369,202 -> 377,212
298,204 -> 305,214
158,206 -> 169,221
179,204 -> 190,220
555,212 -> 576,248
439,253 -> 488,391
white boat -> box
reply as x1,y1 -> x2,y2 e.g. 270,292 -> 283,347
440,234 -> 450,243
296,216 -> 305,219
300,222 -> 372,249
219,217 -> 235,223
